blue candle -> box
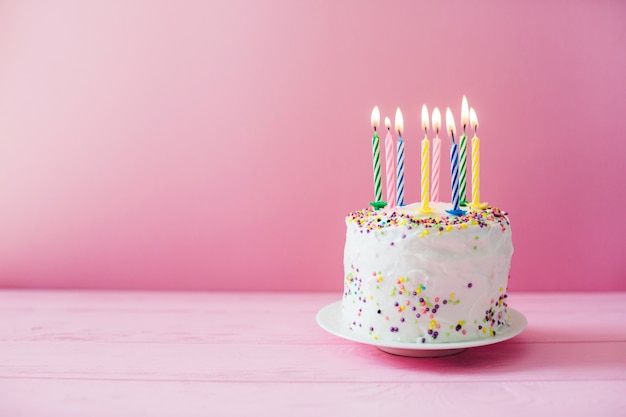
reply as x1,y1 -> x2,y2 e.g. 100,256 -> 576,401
445,107 -> 466,216
459,95 -> 469,206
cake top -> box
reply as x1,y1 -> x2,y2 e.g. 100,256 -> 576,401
347,202 -> 510,234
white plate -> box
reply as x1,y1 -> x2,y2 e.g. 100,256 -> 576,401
316,301 -> 527,357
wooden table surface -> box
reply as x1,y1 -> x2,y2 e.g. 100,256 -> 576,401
0,290 -> 625,416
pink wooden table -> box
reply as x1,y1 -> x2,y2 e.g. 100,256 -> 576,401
1,290 -> 625,416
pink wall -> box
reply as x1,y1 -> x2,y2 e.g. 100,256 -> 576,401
0,0 -> 625,292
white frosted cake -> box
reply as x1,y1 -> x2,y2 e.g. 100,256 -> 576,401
342,202 -> 513,344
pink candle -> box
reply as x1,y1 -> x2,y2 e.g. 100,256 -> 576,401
431,107 -> 442,202
395,108 -> 405,207
384,117 -> 396,208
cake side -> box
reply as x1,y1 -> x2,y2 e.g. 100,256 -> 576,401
342,202 -> 513,344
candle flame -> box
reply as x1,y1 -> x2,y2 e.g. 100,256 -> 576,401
461,95 -> 469,129
432,107 -> 441,134
385,117 -> 391,129
446,107 -> 456,138
371,106 -> 380,129
469,107 -> 479,132
395,107 -> 404,136
421,104 -> 429,133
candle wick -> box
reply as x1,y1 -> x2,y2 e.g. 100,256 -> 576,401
451,132 -> 455,144
373,126 -> 377,132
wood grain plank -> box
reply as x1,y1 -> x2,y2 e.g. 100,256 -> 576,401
1,378 -> 624,417
1,291 -> 626,416
2,291 -> 625,344
1,339 -> 625,383
3,290 -> 625,314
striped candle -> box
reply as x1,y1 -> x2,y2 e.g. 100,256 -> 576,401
470,107 -> 481,205
395,108 -> 405,207
384,117 -> 396,208
446,107 -> 461,211
421,138 -> 430,208
431,107 -> 442,202
420,104 -> 431,211
396,137 -> 405,207
459,134 -> 467,205
450,141 -> 460,211
459,96 -> 469,206
371,106 -> 382,202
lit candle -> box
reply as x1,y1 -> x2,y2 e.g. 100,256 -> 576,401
445,107 -> 466,216
420,104 -> 433,213
395,108 -> 405,207
469,107 -> 487,210
431,107 -> 442,203
459,95 -> 469,206
370,106 -> 383,204
384,117 -> 396,208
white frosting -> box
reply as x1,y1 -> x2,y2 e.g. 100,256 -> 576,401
342,202 -> 513,343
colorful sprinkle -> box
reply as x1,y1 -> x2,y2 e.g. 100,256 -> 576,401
347,206 -> 511,236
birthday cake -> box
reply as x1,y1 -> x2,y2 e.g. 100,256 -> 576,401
342,202 -> 513,344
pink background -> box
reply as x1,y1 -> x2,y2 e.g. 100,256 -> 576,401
0,0 -> 624,292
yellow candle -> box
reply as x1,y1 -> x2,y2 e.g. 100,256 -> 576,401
469,107 -> 486,209
420,104 -> 433,213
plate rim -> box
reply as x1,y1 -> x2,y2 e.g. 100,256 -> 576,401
316,300 -> 527,351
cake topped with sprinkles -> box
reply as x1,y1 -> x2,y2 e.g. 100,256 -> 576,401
348,204 -> 510,234
342,201 -> 513,344
343,100 -> 514,345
